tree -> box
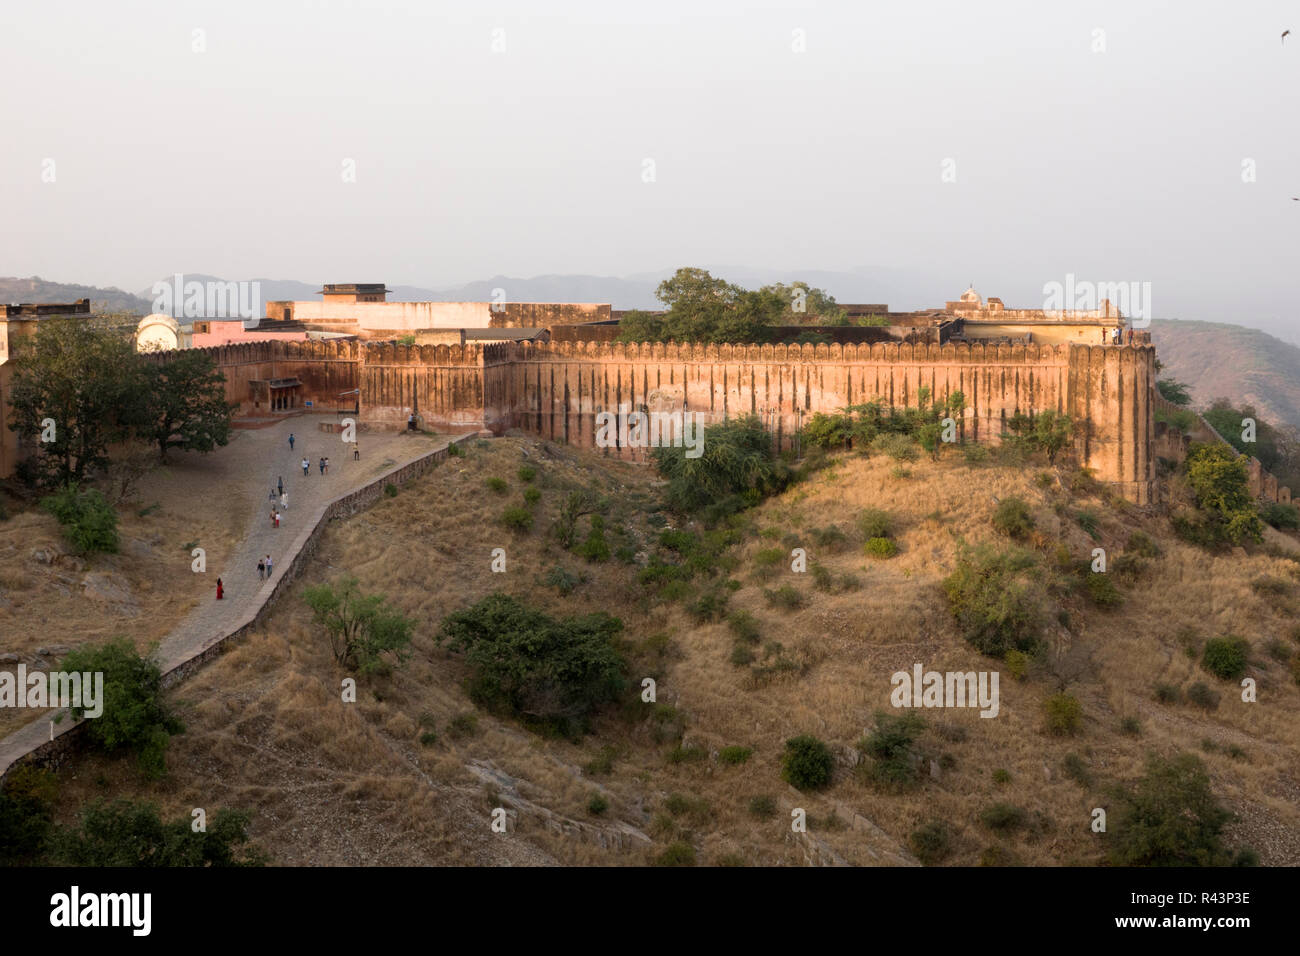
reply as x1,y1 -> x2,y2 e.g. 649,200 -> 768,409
436,593 -> 626,735
1182,443 -> 1264,546
131,350 -> 234,463
1156,379 -> 1193,406
616,268 -> 782,344
60,638 -> 184,779
780,734 -> 835,790
54,800 -> 265,867
7,319 -> 138,487
303,576 -> 414,674
1003,409 -> 1073,465
1108,753 -> 1249,866
40,482 -> 120,554
652,415 -> 791,518
1202,399 -> 1285,473
757,281 -> 846,324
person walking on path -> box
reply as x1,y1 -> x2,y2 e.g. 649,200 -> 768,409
277,476 -> 283,496
258,557 -> 265,581
302,457 -> 310,476
273,510 -> 280,529
324,457 -> 330,475
289,433 -> 295,450
216,578 -> 224,600
269,487 -> 277,502
265,554 -> 273,579
318,457 -> 325,475
270,508 -> 277,529
280,491 -> 288,511
353,442 -> 359,460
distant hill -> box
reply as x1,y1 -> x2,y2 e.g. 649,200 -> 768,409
1150,319 -> 1300,430
0,276 -> 151,314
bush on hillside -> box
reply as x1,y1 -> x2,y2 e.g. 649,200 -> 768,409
1107,753 -> 1252,866
859,711 -> 926,789
942,544 -> 1044,658
780,734 -> 834,791
652,415 -> 790,520
40,483 -> 119,554
59,638 -> 183,779
53,800 -> 264,867
1201,636 -> 1250,680
436,593 -> 627,736
303,576 -> 415,675
1177,443 -> 1264,547
991,496 -> 1034,539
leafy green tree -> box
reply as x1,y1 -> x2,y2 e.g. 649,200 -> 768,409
616,268 -> 782,344
757,281 -> 846,324
781,734 -> 835,791
7,319 -> 138,487
60,638 -> 184,779
1156,379 -> 1192,406
131,350 -> 234,462
0,767 -> 57,864
1182,443 -> 1264,545
1003,409 -> 1073,464
1202,399 -> 1285,473
1108,753 -> 1250,866
303,576 -> 414,674
436,593 -> 626,734
942,544 -> 1044,657
40,482 -> 120,554
54,800 -> 266,867
652,415 -> 790,518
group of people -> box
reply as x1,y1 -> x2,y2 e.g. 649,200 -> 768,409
1102,326 -> 1135,346
218,429 -> 360,602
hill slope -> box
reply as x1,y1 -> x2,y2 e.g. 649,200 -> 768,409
1150,319 -> 1300,430
0,276 -> 151,314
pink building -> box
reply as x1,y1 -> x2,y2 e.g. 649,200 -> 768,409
189,318 -> 313,347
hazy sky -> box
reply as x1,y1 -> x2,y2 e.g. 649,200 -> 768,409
1,1 -> 1296,335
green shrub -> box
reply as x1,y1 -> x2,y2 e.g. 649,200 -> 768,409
59,638 -> 183,779
523,486 -> 541,507
719,745 -> 753,766
942,544 -> 1043,658
810,524 -> 848,551
1074,510 -> 1100,540
992,768 -> 1011,785
418,730 -> 438,747
1005,649 -> 1028,680
780,734 -> 834,791
992,497 -> 1034,539
40,483 -> 119,554
1154,682 -> 1181,704
54,799 -> 264,867
1262,502 -> 1300,530
686,588 -> 729,624
963,444 -> 990,465
1107,753 -> 1246,866
727,611 -> 761,644
448,712 -> 479,739
583,745 -> 618,776
859,712 -> 925,789
1201,636 -> 1250,680
654,841 -> 696,866
1120,716 -> 1142,736
729,644 -> 756,667
0,767 -> 56,864
871,433 -> 919,461
908,820 -> 954,865
1181,443 -> 1264,547
384,482 -> 398,497
857,508 -> 892,539
501,505 -> 533,533
1062,753 -> 1092,787
303,576 -> 415,675
517,465 -> 537,483
864,537 -> 897,558
1126,531 -> 1163,558
1084,572 -> 1123,607
1001,409 -> 1073,464
485,476 -> 508,494
979,802 -> 1027,832
540,565 -> 584,596
436,593 -> 626,736
1043,693 -> 1081,736
810,562 -> 834,591
652,415 -> 790,519
576,516 -> 611,562
586,793 -> 609,816
1186,681 -> 1220,711
667,745 -> 707,764
747,794 -> 777,818
763,585 -> 805,611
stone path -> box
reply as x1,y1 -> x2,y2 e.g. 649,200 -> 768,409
0,419 -> 457,779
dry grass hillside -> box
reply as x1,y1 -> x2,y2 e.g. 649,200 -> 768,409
36,434 -> 1300,866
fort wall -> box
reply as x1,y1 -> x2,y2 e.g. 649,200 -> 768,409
181,337 -> 1160,501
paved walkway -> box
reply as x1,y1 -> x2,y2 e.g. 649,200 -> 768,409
0,418 -> 456,778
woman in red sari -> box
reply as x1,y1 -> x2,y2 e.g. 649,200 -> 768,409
216,578 -> 224,600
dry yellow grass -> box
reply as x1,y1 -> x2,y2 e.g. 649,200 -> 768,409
43,435 -> 1300,866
